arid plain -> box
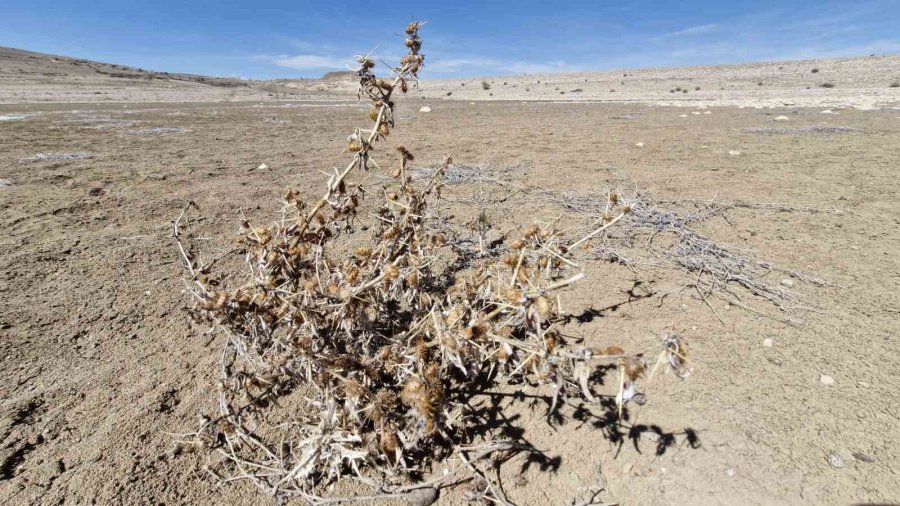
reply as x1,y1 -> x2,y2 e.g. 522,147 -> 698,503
1,48 -> 900,505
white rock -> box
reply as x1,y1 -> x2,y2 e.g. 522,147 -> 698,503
780,278 -> 794,288
0,179 -> 12,188
419,106 -> 432,113
774,115 -> 790,121
704,110 -> 712,114
763,338 -> 774,348
257,163 -> 268,171
821,109 -> 835,114
728,150 -> 741,156
692,111 -> 701,115
679,114 -> 688,118
820,374 -> 835,386
0,114 -> 26,121
635,142 -> 645,148
726,468 -> 735,477
827,452 -> 844,468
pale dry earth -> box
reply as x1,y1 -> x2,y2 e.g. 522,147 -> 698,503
1,48 -> 899,505
280,54 -> 900,109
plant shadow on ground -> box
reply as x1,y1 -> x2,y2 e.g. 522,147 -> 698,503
560,279 -> 656,325
440,282 -> 700,499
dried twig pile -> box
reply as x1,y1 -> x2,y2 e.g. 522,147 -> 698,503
547,189 -> 832,320
173,23 -> 686,504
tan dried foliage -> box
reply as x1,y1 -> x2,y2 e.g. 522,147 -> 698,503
172,21 -> 686,504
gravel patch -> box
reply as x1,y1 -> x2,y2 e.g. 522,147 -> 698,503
19,152 -> 95,163
130,127 -> 190,135
745,126 -> 862,135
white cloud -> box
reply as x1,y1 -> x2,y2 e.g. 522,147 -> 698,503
270,54 -> 350,70
652,23 -> 720,41
669,42 -> 737,59
670,23 -> 721,36
427,57 -> 572,75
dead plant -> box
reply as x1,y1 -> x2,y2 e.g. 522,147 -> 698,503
173,22 -> 686,504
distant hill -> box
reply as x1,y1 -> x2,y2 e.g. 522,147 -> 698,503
321,70 -> 356,81
0,46 -> 249,88
0,47 -> 340,103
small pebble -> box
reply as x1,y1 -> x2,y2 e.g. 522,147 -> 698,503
820,374 -> 835,386
774,115 -> 790,121
827,452 -> 844,468
635,142 -> 645,148
728,150 -> 741,156
852,452 -> 875,463
763,338 -> 774,347
726,468 -> 735,477
780,278 -> 794,288
419,106 -> 432,113
406,487 -> 439,506
257,163 -> 268,171
679,114 -> 688,118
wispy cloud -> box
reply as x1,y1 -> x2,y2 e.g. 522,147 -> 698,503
772,38 -> 900,61
652,23 -> 720,41
669,42 -> 736,59
260,53 -> 350,70
427,57 -> 572,76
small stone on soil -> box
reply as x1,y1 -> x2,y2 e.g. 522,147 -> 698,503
827,452 -> 844,468
406,487 -> 439,506
820,374 -> 835,386
852,452 -> 875,463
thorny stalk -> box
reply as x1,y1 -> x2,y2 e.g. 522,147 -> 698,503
172,22 -> 687,504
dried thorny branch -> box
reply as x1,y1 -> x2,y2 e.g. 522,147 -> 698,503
545,189 -> 834,321
173,23 -> 686,504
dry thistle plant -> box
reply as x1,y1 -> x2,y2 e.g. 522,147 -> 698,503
173,22 -> 687,504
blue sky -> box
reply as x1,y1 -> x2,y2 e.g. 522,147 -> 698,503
1,1 -> 898,79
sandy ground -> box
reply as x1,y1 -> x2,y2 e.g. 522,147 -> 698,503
410,55 -> 900,109
1,49 -> 900,506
